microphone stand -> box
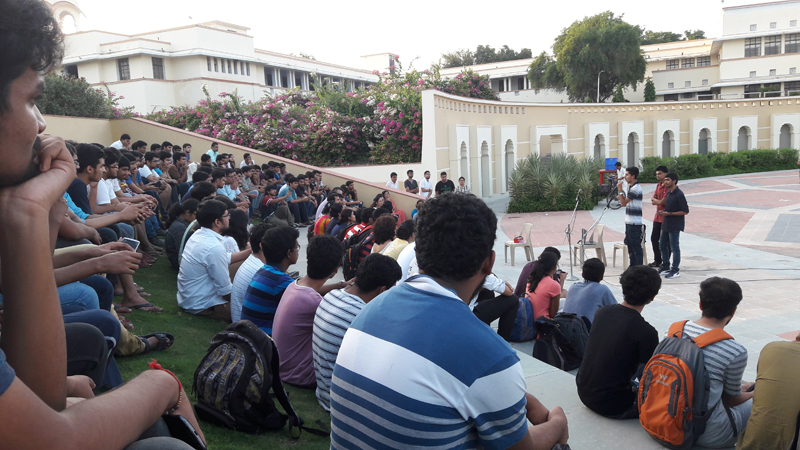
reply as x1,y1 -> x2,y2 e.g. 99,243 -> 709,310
579,187 -> 616,266
563,189 -> 582,281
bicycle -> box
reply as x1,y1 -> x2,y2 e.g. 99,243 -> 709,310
605,176 -> 622,210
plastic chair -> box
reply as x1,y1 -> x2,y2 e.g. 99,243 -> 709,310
613,224 -> 648,269
572,224 -> 607,266
505,223 -> 534,266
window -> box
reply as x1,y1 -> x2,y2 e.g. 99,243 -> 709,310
668,82 -> 674,89
65,64 -> 78,78
685,81 -> 692,87
791,67 -> 797,74
786,33 -> 800,53
280,70 -> 288,88
220,59 -> 225,73
697,56 -> 711,67
240,61 -> 245,75
117,58 -> 130,81
664,94 -> 679,101
744,84 -> 762,98
765,36 -> 781,55
682,58 -> 695,68
295,73 -> 303,88
207,57 -> 211,71
265,68 -> 274,86
227,60 -> 232,73
517,77 -> 525,90
745,38 -> 761,57
770,69 -> 777,76
786,81 -> 800,94
771,22 -> 777,29
214,58 -> 218,72
792,20 -> 798,27
702,79 -> 709,86
246,62 -> 250,76
750,24 -> 757,31
152,57 -> 165,80
498,79 -> 505,92
666,59 -> 680,70
750,71 -> 757,77
681,92 -> 695,99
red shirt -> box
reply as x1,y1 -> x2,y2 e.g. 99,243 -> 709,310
653,182 -> 669,223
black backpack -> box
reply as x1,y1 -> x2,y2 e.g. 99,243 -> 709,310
341,234 -> 373,281
532,313 -> 590,371
192,321 -> 328,438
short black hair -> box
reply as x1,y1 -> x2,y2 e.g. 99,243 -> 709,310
407,170 -> 413,175
581,258 -> 605,283
249,222 -> 275,256
214,195 -> 236,209
118,156 -> 130,168
144,151 -> 160,162
360,207 -> 375,223
458,177 -> 465,181
329,202 -> 343,219
173,152 -> 186,161
396,219 -> 415,240
131,141 -> 147,151
285,175 -> 297,184
76,144 -> 104,173
665,172 -> 679,183
197,165 -> 213,174
150,143 -> 162,152
306,235 -> 344,280
355,254 -> 401,292
192,171 -> 210,183
619,265 -> 661,306
120,133 -> 131,140
372,208 -> 390,221
390,172 -> 397,177
372,215 -> 397,244
243,153 -> 251,159
345,180 -> 354,187
542,246 -> 561,260
656,165 -> 669,173
183,143 -> 192,149
626,166 -> 639,179
416,193 -> 496,281
211,142 -> 219,147
615,161 -> 622,167
102,148 -> 119,166
210,169 -> 226,182
440,171 -> 447,176
261,227 -> 299,266
699,277 -> 742,320
196,199 -> 227,228
161,141 -> 172,148
216,154 -> 225,163
340,209 -> 353,223
190,181 -> 217,201
158,151 -> 172,161
0,0 -> 63,113
200,154 -> 211,162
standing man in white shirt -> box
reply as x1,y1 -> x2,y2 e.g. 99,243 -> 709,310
177,199 -> 251,321
385,172 -> 399,190
110,133 -> 131,150
419,170 -> 433,199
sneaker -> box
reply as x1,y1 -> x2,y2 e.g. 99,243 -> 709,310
659,268 -> 671,276
665,271 -> 681,279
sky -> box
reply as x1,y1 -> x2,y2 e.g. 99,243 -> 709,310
75,0 -> 771,70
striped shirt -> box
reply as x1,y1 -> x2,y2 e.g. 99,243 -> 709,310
230,255 -> 264,323
312,288 -> 367,411
241,264 -> 293,335
330,275 -> 529,449
624,182 -> 643,225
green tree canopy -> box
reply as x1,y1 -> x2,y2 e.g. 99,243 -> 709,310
640,29 -> 706,45
528,11 -> 646,102
644,78 -> 656,102
683,29 -> 706,40
440,45 -> 532,68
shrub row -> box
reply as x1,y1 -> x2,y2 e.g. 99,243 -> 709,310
638,149 -> 798,183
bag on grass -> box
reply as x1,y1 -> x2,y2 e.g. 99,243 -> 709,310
531,313 -> 589,371
638,320 -> 733,450
509,297 -> 537,342
192,321 -> 328,438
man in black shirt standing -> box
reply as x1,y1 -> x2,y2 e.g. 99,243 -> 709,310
658,172 -> 689,279
576,265 -> 661,419
434,171 -> 455,197
404,169 -> 419,194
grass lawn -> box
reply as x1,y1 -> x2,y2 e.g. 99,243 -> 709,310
116,255 -> 332,450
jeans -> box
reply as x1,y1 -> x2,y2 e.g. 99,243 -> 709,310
660,230 -> 681,272
288,201 -> 308,224
651,221 -> 663,265
625,224 -> 643,267
58,282 -> 100,315
247,190 -> 259,217
81,275 -> 114,312
144,215 -> 158,239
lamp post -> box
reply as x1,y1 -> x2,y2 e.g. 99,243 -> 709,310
596,70 -> 605,103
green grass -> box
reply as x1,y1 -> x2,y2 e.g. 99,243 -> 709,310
117,256 -> 332,450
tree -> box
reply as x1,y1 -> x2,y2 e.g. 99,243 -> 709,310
612,84 -> 626,102
683,29 -> 706,40
644,78 -> 656,102
527,11 -> 646,102
440,49 -> 475,68
440,45 -> 532,68
37,72 -> 133,119
640,30 -> 683,45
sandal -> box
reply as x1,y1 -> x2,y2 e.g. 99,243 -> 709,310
130,302 -> 163,313
113,304 -> 133,314
138,260 -> 154,269
140,332 -> 175,353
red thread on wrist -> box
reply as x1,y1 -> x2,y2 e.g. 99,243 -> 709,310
149,358 -> 182,391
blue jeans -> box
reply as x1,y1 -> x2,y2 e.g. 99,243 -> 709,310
625,224 -> 643,267
80,275 -> 114,311
58,282 -> 100,315
144,215 -> 159,239
660,230 -> 681,272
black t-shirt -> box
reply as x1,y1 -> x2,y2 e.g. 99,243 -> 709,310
435,180 -> 455,195
67,178 -> 92,215
404,179 -> 418,191
576,304 -> 659,416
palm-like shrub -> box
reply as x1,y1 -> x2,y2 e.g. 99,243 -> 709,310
508,153 -> 600,212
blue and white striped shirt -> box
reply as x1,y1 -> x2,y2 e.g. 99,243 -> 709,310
330,275 -> 529,449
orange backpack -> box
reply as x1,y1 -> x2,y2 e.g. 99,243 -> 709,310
638,320 -> 733,450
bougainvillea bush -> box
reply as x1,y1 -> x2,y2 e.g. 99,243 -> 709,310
146,60 -> 498,167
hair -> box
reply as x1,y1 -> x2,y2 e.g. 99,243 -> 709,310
189,181 -> 217,201
390,172 -> 397,177
150,143 -> 162,152
172,152 -> 186,161
321,202 -> 331,216
197,165 -> 213,174
340,208 -> 353,223
264,169 -> 275,179
440,171 -> 447,176
243,153 -> 251,159
416,193 -> 497,281
183,143 -> 192,149
0,0 -> 63,112
200,154 -> 211,162
144,151 -> 160,162
284,175 -> 296,184
360,207 -> 375,223
372,207 -> 390,221
355,254 -> 402,292
407,170 -> 413,176
699,277 -> 742,320
581,258 -> 605,283
372,215 -> 397,244
352,208 -> 362,223
396,219 -> 415,240
166,198 -> 199,227
118,156 -> 130,168
345,180 -> 354,187
306,235 -> 345,279
261,226 -> 299,266
371,193 -> 384,208
222,209 -> 250,250
211,141 -> 219,148
665,172 -> 679,183
102,149 -> 119,166
265,184 -> 278,193
424,170 -> 430,175
615,161 -> 622,167
161,141 -> 172,149
130,150 -> 144,160
210,169 -> 226,182
214,195 -> 236,209
76,143 -> 105,173
191,171 -> 210,183
296,174 -> 307,181
195,199 -> 227,228
626,166 -> 640,179
131,141 -> 147,151
541,246 -> 561,260
241,165 -> 252,173
458,176 -> 465,181
329,202 -> 343,220
656,165 -> 669,173
527,252 -> 558,294
158,151 -> 172,162
619,265 -> 662,306
248,222 -> 274,255
215,154 -> 226,163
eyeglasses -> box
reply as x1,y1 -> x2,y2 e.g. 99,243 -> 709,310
221,213 -> 230,219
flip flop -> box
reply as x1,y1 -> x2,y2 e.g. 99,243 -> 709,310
140,332 -> 175,353
131,302 -> 163,313
113,304 -> 133,314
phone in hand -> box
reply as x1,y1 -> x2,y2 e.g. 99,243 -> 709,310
121,238 -> 140,252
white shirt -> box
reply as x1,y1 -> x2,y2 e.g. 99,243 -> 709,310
468,274 -> 508,311
110,140 -> 126,150
177,228 -> 232,314
315,198 -> 328,219
239,160 -> 253,168
110,178 -> 121,193
419,178 -> 433,198
187,162 -> 198,178
385,180 -> 399,190
139,165 -> 154,180
91,179 -> 115,206
231,254 -> 264,322
396,242 -> 417,282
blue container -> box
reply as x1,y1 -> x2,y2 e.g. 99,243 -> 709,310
605,158 -> 618,171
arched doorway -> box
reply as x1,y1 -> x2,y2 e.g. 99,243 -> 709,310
480,141 -> 491,197
459,142 -> 468,181
698,128 -> 710,155
627,133 -> 639,167
738,126 -> 750,151
593,134 -> 605,160
662,131 -> 674,158
504,140 -> 515,191
780,124 -> 793,149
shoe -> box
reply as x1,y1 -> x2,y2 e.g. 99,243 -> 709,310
659,269 -> 671,276
665,270 -> 681,279
647,262 -> 661,268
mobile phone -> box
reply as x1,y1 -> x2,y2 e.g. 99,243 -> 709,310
121,237 -> 140,252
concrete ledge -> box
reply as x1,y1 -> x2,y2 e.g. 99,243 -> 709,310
514,350 -> 734,450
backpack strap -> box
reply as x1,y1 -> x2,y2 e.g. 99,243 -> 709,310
667,320 -> 689,338
694,328 -> 733,348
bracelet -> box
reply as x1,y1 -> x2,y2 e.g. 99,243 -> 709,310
149,359 -> 182,415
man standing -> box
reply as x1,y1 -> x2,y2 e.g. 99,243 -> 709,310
419,170 -> 433,199
658,172 -> 689,279
206,142 -> 220,161
330,193 -> 569,449
385,171 -> 399,189
617,166 -> 643,267
404,169 -> 419,194
434,171 -> 455,196
648,166 -> 669,269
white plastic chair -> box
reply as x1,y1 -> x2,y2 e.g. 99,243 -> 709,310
613,224 -> 648,269
504,223 -> 534,266
572,224 -> 607,266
